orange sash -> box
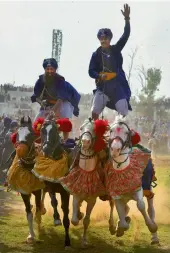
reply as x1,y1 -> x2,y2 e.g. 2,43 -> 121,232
47,100 -> 57,105
99,72 -> 117,81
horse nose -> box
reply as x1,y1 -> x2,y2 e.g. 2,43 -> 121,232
16,144 -> 29,158
82,139 -> 90,147
43,144 -> 50,157
82,139 -> 90,144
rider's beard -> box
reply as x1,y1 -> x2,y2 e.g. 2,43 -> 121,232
45,74 -> 55,85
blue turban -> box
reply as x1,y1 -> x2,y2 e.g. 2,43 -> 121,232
4,117 -> 12,127
97,28 -> 113,40
10,120 -> 19,129
43,58 -> 58,69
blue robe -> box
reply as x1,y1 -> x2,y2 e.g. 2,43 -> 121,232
88,21 -> 132,111
31,74 -> 81,117
142,158 -> 155,191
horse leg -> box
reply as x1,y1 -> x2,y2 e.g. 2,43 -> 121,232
21,193 -> 35,243
60,188 -> 71,248
108,199 -> 116,235
33,190 -> 42,234
147,197 -> 159,245
71,195 -> 82,226
125,203 -> 131,224
78,201 -> 84,221
40,188 -> 47,215
115,199 -> 129,237
82,197 -> 96,248
49,191 -> 62,226
133,188 -> 158,233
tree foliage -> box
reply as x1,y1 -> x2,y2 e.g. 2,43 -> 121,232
137,66 -> 162,100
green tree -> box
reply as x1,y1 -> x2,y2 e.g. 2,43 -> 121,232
135,66 -> 162,118
137,66 -> 162,99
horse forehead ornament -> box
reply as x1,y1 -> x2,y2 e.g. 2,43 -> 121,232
79,118 -> 109,152
33,117 -> 72,136
109,115 -> 141,147
10,116 -> 33,146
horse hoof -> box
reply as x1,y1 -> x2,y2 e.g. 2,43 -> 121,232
109,225 -> 116,235
116,221 -> 129,237
54,219 -> 62,226
71,219 -> 79,226
65,246 -> 71,250
116,227 -> 125,237
81,241 -> 88,249
78,212 -> 84,221
26,235 -> 35,244
151,239 -> 160,245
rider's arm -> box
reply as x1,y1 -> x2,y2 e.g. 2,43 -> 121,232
114,19 -> 130,52
88,52 -> 100,79
31,78 -> 43,103
57,81 -> 81,117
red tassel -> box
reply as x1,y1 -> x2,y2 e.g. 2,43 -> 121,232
131,130 -> 141,145
93,138 -> 107,152
92,120 -> 108,152
11,133 -> 17,145
94,120 -> 108,137
32,117 -> 45,135
56,118 -> 72,132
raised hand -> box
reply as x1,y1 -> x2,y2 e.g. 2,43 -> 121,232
121,4 -> 130,19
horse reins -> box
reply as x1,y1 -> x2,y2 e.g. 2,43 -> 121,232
109,121 -> 132,167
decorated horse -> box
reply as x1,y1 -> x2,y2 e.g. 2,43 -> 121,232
6,116 -> 45,243
32,113 -> 77,248
104,116 -> 158,238
59,118 -> 116,247
33,116 -> 76,227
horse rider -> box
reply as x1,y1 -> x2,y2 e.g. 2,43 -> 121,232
0,116 -> 12,140
88,4 -> 132,120
31,58 -> 81,140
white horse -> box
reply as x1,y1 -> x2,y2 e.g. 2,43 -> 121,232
60,118 -> 116,247
105,116 -> 158,237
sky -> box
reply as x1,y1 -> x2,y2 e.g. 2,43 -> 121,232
0,0 -> 170,98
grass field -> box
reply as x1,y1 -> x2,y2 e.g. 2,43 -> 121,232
0,157 -> 170,253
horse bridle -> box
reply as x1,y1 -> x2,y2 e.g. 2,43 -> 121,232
78,131 -> 96,159
17,129 -> 39,167
109,121 -> 132,167
110,121 -> 132,150
41,120 -> 63,160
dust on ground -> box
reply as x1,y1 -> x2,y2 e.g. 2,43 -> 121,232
0,160 -> 170,225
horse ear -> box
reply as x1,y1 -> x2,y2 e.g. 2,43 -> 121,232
20,117 -> 25,125
28,116 -> 32,124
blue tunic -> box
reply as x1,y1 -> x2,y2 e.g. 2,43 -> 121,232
31,74 -> 81,117
142,158 -> 155,191
88,21 -> 132,111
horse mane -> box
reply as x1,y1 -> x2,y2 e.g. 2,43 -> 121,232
114,115 -> 127,124
80,118 -> 108,152
110,115 -> 127,130
80,119 -> 94,135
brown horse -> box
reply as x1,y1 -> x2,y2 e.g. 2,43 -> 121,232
7,116 -> 45,243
